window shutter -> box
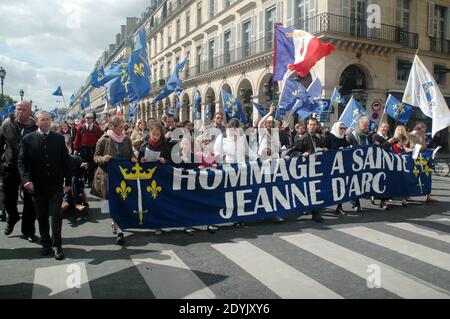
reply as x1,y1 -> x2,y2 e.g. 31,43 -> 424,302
231,26 -> 236,62
203,41 -> 208,72
259,10 -> 265,52
220,32 -> 225,65
251,16 -> 257,43
428,1 -> 435,37
276,2 -> 283,24
237,22 -> 242,59
287,0 -> 294,27
446,8 -> 450,39
342,0 -> 351,34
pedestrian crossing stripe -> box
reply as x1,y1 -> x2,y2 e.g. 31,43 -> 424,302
131,250 -> 216,299
386,222 -> 450,244
338,226 -> 450,272
280,233 -> 450,299
32,262 -> 92,299
30,223 -> 450,299
212,241 -> 343,299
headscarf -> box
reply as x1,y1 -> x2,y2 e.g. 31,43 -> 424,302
331,122 -> 345,139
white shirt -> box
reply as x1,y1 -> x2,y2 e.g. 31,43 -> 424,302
38,128 -> 50,136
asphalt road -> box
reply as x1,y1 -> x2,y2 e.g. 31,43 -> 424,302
0,175 -> 449,299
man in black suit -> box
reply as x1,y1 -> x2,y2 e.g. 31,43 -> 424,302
285,117 -> 327,223
18,111 -> 72,260
0,101 -> 38,240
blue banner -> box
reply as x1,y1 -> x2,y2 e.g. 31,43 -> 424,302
108,147 -> 432,230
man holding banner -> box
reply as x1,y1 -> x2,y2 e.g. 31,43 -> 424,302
286,117 -> 325,223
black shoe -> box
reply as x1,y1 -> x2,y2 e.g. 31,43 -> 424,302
402,201 -> 408,207
335,207 -> 347,216
22,234 -> 39,243
312,212 -> 324,223
207,225 -> 218,234
53,248 -> 65,261
233,222 -> 246,227
380,204 -> 390,211
41,247 -> 53,257
115,233 -> 125,246
0,210 -> 6,222
4,218 -> 20,236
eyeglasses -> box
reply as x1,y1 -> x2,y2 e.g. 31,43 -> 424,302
339,127 -> 346,130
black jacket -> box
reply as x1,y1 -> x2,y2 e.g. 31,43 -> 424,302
18,131 -> 72,194
0,116 -> 37,168
287,133 -> 323,157
372,133 -> 393,151
138,141 -> 171,163
325,134 -> 350,150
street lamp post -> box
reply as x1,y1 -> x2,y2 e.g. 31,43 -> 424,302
0,67 -> 6,108
20,89 -> 24,101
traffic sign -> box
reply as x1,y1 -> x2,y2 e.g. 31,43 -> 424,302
371,100 -> 383,112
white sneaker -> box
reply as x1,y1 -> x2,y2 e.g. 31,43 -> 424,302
154,228 -> 163,236
275,217 -> 285,223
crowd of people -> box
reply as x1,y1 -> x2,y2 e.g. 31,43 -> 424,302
0,100 -> 438,260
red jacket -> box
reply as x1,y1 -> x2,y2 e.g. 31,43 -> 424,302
73,124 -> 103,153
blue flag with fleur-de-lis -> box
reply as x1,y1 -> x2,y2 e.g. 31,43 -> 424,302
339,96 -> 369,129
91,66 -> 105,88
129,26 -> 151,99
80,92 -> 90,110
106,63 -> 133,105
107,148 -> 432,230
385,94 -> 414,125
221,89 -> 246,123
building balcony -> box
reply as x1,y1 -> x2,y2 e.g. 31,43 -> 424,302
430,37 -> 450,55
301,13 -> 418,50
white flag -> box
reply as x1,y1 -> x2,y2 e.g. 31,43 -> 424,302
403,55 -> 450,137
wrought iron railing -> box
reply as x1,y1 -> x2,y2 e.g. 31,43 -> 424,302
149,12 -> 421,94
295,13 -> 418,48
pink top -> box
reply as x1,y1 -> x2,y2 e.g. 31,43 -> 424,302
195,151 -> 216,168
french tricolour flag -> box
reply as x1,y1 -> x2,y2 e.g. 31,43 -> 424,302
273,26 -> 334,81
116,105 -> 122,117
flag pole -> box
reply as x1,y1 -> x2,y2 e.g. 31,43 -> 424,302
61,94 -> 67,109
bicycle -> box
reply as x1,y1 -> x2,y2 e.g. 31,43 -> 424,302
433,152 -> 450,177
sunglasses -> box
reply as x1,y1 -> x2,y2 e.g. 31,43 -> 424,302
339,127 -> 347,130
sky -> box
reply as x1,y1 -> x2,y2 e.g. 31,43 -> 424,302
0,0 -> 148,111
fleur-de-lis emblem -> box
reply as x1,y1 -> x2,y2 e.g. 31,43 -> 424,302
423,165 -> 433,177
116,181 -> 132,200
147,180 -> 162,199
121,70 -> 131,93
133,63 -> 145,77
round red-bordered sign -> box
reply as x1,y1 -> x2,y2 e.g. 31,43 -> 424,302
371,100 -> 383,112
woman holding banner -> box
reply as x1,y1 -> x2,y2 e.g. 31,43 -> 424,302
325,122 -> 350,216
93,116 -> 137,246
